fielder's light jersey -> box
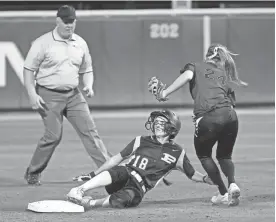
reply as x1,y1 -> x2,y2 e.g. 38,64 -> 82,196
120,136 -> 194,191
182,62 -> 235,117
24,27 -> 93,90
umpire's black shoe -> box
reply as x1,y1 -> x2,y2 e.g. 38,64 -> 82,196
24,168 -> 41,186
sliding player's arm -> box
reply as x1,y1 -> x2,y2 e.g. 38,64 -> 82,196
94,136 -> 141,176
176,149 -> 213,184
94,153 -> 123,176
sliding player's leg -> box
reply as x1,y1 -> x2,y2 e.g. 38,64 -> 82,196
67,166 -> 129,204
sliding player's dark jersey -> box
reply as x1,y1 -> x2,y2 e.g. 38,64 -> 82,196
120,136 -> 195,191
181,62 -> 236,117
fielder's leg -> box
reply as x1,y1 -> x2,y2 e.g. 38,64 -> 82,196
217,109 -> 240,206
194,115 -> 228,204
65,90 -> 111,168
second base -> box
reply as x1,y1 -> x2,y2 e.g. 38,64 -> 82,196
27,200 -> 85,213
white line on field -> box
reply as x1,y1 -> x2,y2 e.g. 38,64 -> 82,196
0,108 -> 274,122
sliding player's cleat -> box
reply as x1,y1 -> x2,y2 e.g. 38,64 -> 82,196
67,187 -> 84,205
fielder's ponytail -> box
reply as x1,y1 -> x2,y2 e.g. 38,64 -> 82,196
223,49 -> 248,87
206,44 -> 248,87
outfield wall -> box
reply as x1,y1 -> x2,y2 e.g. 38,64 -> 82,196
0,11 -> 274,109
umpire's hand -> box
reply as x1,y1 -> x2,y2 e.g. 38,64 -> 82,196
29,93 -> 48,114
83,86 -> 94,98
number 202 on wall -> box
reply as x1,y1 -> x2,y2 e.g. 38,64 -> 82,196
150,23 -> 179,39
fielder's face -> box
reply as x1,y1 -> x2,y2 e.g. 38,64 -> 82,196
56,17 -> 76,39
153,116 -> 168,137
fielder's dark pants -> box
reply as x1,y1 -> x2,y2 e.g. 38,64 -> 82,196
194,106 -> 238,159
27,86 -> 112,174
194,106 -> 238,193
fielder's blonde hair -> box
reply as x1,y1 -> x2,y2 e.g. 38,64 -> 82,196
206,44 -> 248,87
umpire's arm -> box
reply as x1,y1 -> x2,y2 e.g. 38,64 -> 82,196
176,149 -> 210,184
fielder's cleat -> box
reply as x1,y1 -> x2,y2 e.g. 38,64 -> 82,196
228,183 -> 240,206
24,168 -> 41,186
72,173 -> 92,182
211,192 -> 229,205
67,187 -> 85,205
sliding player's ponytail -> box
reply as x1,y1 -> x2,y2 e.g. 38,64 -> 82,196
206,44 -> 248,87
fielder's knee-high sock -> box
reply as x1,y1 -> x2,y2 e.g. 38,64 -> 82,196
200,157 -> 228,195
218,158 -> 235,187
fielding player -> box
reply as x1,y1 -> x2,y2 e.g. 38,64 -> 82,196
148,44 -> 248,206
67,109 -> 214,209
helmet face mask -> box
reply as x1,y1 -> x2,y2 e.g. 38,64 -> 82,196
145,110 -> 181,139
152,116 -> 169,137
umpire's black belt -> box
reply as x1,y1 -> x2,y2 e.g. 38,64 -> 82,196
36,84 -> 77,93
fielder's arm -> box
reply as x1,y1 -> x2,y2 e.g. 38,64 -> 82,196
228,88 -> 236,107
163,63 -> 195,98
163,70 -> 194,98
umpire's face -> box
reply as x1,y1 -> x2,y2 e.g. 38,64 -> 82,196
56,17 -> 76,39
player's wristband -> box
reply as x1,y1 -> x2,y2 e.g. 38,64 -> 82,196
89,171 -> 96,178
203,175 -> 208,183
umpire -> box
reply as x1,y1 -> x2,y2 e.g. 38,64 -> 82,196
23,5 -> 111,185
